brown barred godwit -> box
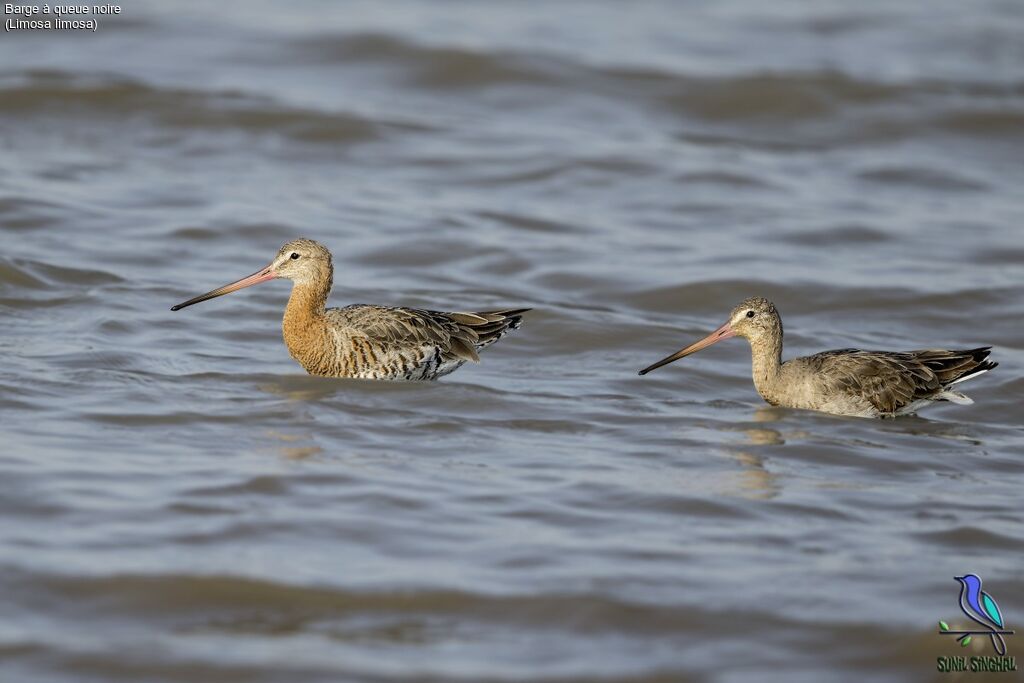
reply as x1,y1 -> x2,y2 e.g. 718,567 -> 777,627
638,297 -> 996,418
171,238 -> 529,380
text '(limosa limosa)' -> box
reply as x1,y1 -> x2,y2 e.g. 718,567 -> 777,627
171,238 -> 529,380
638,297 -> 996,418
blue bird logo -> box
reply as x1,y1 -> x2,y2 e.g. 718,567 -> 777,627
939,573 -> 1014,655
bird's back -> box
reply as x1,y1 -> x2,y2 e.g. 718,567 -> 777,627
291,305 -> 528,380
782,347 -> 996,417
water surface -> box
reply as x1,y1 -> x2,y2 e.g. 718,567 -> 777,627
1,1 -> 1022,681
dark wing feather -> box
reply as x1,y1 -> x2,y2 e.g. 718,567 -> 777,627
912,347 -> 996,384
453,308 -> 530,352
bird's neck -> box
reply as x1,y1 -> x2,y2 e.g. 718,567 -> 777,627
749,334 -> 783,403
284,280 -> 328,327
282,279 -> 333,372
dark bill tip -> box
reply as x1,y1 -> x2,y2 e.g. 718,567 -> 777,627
169,266 -> 277,313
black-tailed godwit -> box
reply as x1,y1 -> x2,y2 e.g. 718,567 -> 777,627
638,297 -> 996,418
172,238 -> 528,380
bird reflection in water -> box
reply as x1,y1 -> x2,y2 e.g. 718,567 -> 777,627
709,420 -> 785,500
728,451 -> 780,500
264,430 -> 324,460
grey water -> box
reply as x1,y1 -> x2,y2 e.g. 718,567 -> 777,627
1,1 -> 1022,681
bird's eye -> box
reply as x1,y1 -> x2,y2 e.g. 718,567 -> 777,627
290,253 -> 300,260
746,310 -> 755,318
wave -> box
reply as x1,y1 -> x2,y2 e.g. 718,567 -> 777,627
281,32 -> 560,89
3,58 -> 1020,156
0,70 -> 420,144
0,256 -> 122,291
623,279 -> 1021,316
270,33 -> 1024,141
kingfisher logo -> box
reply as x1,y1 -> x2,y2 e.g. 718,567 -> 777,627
937,574 -> 1016,673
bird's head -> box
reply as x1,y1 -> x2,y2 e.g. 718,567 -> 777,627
171,237 -> 333,311
269,238 -> 333,286
726,297 -> 782,344
637,296 -> 783,376
955,574 -> 982,590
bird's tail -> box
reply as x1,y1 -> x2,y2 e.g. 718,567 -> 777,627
447,308 -> 530,359
917,347 -> 997,386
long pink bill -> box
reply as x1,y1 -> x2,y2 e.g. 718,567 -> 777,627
171,265 -> 277,311
638,321 -> 735,376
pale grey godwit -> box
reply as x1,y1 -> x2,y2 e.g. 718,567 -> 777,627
171,238 -> 528,380
638,297 -> 996,418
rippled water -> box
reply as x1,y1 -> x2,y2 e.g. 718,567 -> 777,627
2,1 -> 1022,681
